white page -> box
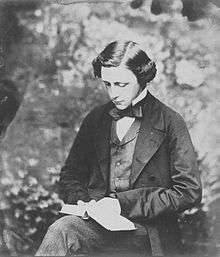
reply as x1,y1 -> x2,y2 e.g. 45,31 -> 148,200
60,204 -> 85,216
60,203 -> 136,231
87,207 -> 136,231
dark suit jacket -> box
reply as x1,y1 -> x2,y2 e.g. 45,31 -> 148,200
59,92 -> 202,255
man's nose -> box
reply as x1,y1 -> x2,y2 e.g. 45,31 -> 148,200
110,87 -> 120,100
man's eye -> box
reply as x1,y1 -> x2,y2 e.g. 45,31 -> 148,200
103,81 -> 111,87
115,82 -> 129,87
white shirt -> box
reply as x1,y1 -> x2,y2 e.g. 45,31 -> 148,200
116,88 -> 148,141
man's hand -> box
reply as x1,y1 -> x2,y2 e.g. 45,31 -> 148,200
77,198 -> 121,218
90,197 -> 121,215
77,200 -> 96,219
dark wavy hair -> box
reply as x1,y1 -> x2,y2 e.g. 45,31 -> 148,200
92,41 -> 157,88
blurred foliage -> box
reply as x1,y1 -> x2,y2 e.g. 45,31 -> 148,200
1,170 -> 62,254
0,0 -> 219,255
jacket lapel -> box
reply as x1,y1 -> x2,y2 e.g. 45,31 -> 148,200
94,103 -> 113,186
130,92 -> 166,186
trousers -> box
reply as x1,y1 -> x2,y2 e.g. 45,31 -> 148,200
35,215 -> 151,256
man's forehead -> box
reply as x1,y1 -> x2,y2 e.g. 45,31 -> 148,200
101,66 -> 135,82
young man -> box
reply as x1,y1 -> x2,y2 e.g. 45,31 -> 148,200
36,41 -> 202,256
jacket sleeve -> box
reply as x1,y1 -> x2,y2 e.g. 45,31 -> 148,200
59,113 -> 93,204
116,113 -> 202,221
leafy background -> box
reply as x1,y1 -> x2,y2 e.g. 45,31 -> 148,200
0,0 -> 219,255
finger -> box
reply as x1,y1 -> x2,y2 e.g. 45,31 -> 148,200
88,199 -> 96,205
77,200 -> 85,206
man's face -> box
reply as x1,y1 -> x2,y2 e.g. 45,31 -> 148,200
101,66 -> 141,110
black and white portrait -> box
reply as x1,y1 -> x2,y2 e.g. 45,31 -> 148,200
0,1 -> 219,256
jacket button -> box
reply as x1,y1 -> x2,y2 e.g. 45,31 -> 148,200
149,175 -> 156,181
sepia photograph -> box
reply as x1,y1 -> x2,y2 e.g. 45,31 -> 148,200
0,0 -> 219,256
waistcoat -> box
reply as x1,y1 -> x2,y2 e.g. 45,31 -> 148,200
109,119 -> 141,192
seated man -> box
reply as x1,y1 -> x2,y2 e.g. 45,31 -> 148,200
36,40 -> 202,256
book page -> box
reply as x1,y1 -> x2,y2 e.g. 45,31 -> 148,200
87,206 -> 136,231
60,204 -> 85,216
60,202 -> 136,231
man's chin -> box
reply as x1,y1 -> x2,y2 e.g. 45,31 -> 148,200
115,105 -> 128,110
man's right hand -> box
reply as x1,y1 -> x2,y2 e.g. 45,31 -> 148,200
77,200 -> 96,219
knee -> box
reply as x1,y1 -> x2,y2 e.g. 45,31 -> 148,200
48,215 -> 81,234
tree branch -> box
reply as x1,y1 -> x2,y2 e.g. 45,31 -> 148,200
56,0 -> 127,5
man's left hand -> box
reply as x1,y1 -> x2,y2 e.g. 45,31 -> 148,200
88,197 -> 121,215
87,197 -> 121,214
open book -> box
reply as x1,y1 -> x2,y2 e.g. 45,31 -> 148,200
60,200 -> 136,231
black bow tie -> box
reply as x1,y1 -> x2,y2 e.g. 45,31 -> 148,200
109,104 -> 143,121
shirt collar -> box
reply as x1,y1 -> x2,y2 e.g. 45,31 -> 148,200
132,88 -> 148,106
